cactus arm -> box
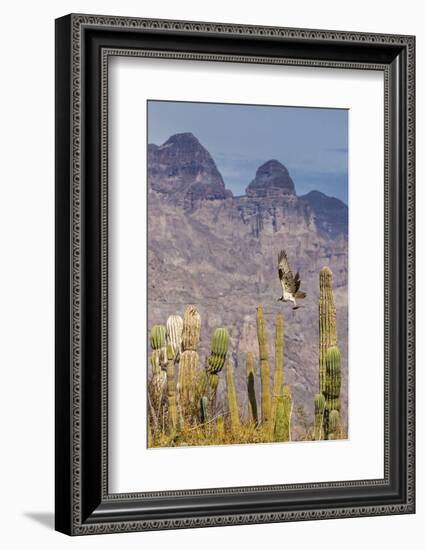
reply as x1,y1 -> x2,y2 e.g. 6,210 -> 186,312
323,345 -> 342,439
273,396 -> 286,441
166,315 -> 183,361
178,306 -> 201,423
273,385 -> 292,442
225,362 -> 241,435
319,267 -> 337,394
199,396 -> 209,424
256,306 -> 272,430
328,409 -> 341,439
150,324 -> 166,350
205,327 -> 230,410
178,350 -> 199,422
148,326 -> 168,431
272,312 -> 285,424
216,415 -> 225,442
246,352 -> 258,426
166,344 -> 178,436
182,305 -> 201,351
313,393 -> 325,440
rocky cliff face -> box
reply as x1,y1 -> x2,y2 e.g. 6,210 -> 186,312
300,190 -> 348,239
147,133 -> 348,434
148,132 -> 232,208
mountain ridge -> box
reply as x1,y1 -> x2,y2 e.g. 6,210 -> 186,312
148,132 -> 348,239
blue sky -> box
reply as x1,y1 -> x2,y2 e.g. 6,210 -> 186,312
148,100 -> 348,204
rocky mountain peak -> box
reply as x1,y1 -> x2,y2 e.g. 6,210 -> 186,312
148,132 -> 232,203
246,159 -> 296,198
164,131 -> 200,147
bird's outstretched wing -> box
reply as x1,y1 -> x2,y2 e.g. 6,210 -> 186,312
278,250 -> 297,294
294,271 -> 301,293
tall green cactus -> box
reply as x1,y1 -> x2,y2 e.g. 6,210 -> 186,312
323,345 -> 342,439
226,362 -> 240,435
313,393 -> 325,440
319,267 -> 337,394
150,324 -> 166,350
216,415 -> 225,442
328,409 -> 341,439
166,315 -> 183,361
150,325 -> 167,377
272,313 -> 285,425
199,395 -> 209,424
178,306 -> 201,422
166,344 -> 178,436
149,325 -> 167,417
178,351 -> 199,420
246,352 -> 258,426
324,346 -> 341,411
206,328 -> 229,374
274,385 -> 292,442
256,305 -> 272,429
205,327 -> 230,408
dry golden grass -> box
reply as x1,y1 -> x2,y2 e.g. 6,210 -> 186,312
148,414 -> 347,448
149,418 -> 274,448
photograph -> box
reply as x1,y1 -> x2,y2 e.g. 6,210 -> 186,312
146,100 -> 349,448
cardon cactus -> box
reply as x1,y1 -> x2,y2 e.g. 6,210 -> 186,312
178,350 -> 199,420
324,346 -> 341,411
199,396 -> 209,424
149,325 -> 167,417
206,328 -> 229,374
323,345 -> 342,439
178,306 -> 201,422
274,385 -> 292,442
328,409 -> 341,439
205,327 -> 230,408
182,305 -> 201,351
313,393 -> 325,440
166,315 -> 183,361
319,267 -> 337,394
150,325 -> 167,382
246,352 -> 258,426
150,324 -> 166,350
150,325 -> 167,375
272,313 -> 285,425
216,415 -> 225,442
256,306 -> 272,429
166,344 -> 178,436
226,362 -> 241,435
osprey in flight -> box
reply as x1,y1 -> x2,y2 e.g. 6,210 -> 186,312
277,250 -> 306,310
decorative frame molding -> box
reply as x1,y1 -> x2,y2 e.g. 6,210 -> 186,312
55,14 -> 415,535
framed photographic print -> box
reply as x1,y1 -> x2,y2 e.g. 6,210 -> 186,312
55,14 -> 415,535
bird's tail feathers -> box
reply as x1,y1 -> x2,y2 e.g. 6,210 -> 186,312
295,291 -> 306,299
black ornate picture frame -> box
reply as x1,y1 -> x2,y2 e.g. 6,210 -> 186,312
55,13 -> 415,535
